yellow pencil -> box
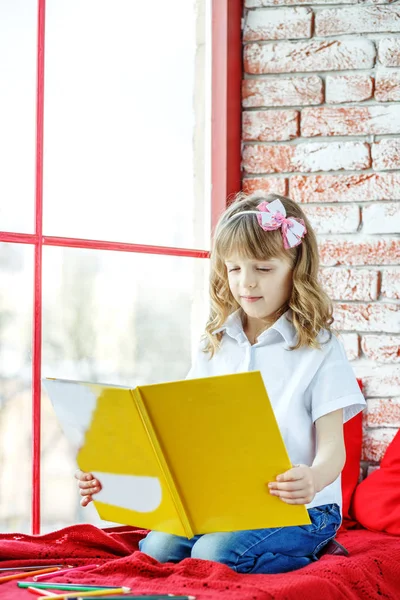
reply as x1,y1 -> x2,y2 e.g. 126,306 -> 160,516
41,587 -> 131,600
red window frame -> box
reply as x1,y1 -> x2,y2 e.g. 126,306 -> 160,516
0,0 -> 242,534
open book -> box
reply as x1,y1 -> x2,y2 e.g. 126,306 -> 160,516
44,372 -> 310,538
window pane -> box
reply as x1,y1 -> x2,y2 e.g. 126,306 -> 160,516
43,0 -> 211,250
41,246 -> 209,529
0,2 -> 36,233
0,244 -> 33,532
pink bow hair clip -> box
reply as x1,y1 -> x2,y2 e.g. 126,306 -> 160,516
229,199 -> 307,249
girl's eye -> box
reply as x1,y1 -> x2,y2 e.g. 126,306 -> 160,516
228,267 -> 272,272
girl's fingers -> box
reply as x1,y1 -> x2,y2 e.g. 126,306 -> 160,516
74,469 -> 93,482
270,489 -> 308,499
80,495 -> 92,507
269,481 -> 305,492
76,471 -> 101,507
280,497 -> 310,505
80,486 -> 100,496
276,471 -> 302,482
79,479 -> 100,490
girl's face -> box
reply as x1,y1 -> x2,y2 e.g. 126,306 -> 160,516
225,255 -> 293,322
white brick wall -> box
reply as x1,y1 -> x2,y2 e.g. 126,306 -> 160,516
243,0 -> 400,464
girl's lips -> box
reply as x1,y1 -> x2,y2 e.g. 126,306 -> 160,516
241,296 -> 262,303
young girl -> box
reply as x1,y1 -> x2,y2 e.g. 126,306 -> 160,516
75,193 -> 366,575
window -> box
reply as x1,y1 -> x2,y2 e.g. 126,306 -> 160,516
0,0 -> 241,533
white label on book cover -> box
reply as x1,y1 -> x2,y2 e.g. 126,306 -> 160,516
92,472 -> 162,512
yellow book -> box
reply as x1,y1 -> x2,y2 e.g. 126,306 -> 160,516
44,372 -> 310,538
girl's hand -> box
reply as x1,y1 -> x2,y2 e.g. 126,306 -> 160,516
268,464 -> 317,505
74,470 -> 102,507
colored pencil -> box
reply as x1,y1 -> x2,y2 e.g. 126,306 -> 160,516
27,587 -> 58,597
34,564 -> 100,581
77,596 -> 196,600
18,583 -> 118,591
0,565 -> 65,572
0,567 -> 60,584
40,587 -> 130,600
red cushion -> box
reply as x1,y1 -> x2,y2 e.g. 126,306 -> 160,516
352,428 -> 400,535
341,379 -> 364,522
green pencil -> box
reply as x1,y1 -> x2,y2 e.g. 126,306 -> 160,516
77,597 -> 196,600
18,582 -> 118,591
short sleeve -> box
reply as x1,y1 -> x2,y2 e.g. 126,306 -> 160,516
309,336 -> 366,424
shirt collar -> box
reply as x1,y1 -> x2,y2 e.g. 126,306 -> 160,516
212,309 -> 296,346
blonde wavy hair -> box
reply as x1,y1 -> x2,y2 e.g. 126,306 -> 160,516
203,192 -> 333,356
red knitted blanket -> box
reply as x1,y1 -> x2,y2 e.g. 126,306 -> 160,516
0,524 -> 399,599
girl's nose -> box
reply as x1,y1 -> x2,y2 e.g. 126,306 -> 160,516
241,270 -> 257,289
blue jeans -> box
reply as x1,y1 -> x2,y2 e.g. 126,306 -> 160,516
138,503 -> 341,574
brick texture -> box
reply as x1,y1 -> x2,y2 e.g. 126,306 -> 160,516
315,7 -> 400,36
325,74 -> 374,104
244,8 -> 313,41
381,268 -> 400,299
334,303 -> 400,333
242,1 -> 400,467
304,206 -> 360,234
375,70 -> 400,101
290,173 -> 400,203
302,106 -> 400,137
319,238 -> 400,266
362,335 -> 400,362
243,110 -> 299,142
242,177 -> 288,196
362,428 -> 398,463
320,268 -> 378,300
355,365 -> 400,396
242,76 -> 324,107
246,1 -> 398,6
243,141 -> 370,173
378,38 -> 400,66
244,40 -> 375,74
363,202 -> 400,234
289,173 -> 400,203
372,139 -> 400,171
366,398 -> 400,428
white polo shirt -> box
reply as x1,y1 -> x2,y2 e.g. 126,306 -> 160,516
186,310 -> 366,514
